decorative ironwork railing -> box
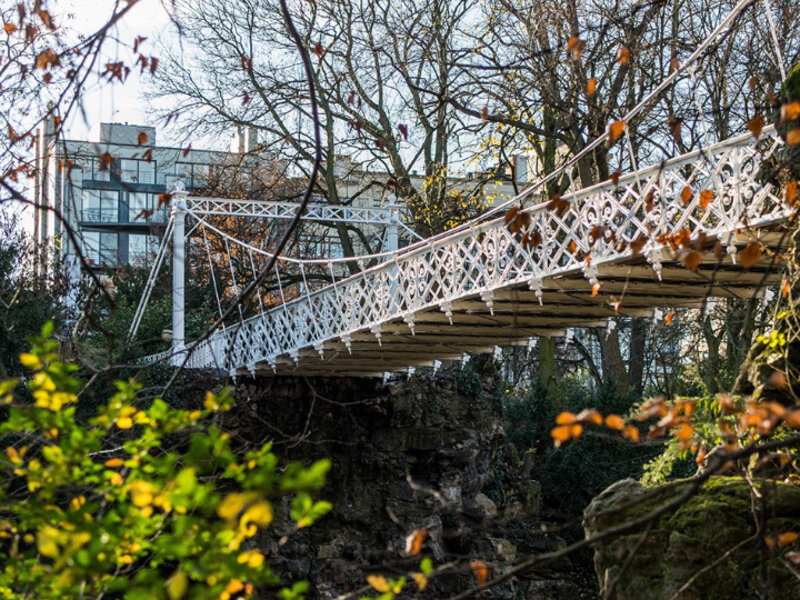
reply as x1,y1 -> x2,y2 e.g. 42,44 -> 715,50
178,128 -> 788,374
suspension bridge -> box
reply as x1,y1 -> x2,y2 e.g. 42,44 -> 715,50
130,0 -> 794,378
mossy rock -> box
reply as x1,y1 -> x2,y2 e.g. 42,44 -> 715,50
783,62 -> 800,102
584,477 -> 800,600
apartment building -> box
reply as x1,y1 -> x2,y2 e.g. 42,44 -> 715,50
32,121 -> 543,282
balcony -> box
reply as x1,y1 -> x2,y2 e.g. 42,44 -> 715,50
80,207 -> 168,226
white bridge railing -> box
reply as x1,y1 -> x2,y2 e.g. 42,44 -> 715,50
178,128 -> 787,374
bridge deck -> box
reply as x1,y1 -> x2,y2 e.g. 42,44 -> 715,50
175,128 -> 790,377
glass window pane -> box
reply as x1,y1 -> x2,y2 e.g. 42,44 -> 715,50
83,231 -> 100,264
93,157 -> 110,181
129,192 -> 150,221
139,160 -> 155,184
120,159 -> 138,182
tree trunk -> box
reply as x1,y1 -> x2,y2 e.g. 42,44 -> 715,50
537,336 -> 557,397
599,327 -> 629,394
628,318 -> 648,396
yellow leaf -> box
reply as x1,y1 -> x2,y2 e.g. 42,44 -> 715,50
116,417 -> 133,429
413,572 -> 428,591
19,353 -> 41,369
367,575 -> 391,593
37,527 -> 60,559
110,472 -> 124,487
217,493 -> 245,519
241,501 -> 272,527
166,570 -> 188,600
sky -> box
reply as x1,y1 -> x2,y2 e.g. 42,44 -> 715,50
62,0 -> 175,143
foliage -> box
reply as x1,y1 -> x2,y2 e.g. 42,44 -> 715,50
503,379 -> 661,518
0,214 -> 64,379
0,325 -> 331,600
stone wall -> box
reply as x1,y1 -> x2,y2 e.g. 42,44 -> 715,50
226,365 -> 584,599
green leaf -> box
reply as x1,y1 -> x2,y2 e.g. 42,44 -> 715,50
420,557 -> 433,575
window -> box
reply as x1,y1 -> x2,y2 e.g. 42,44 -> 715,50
128,192 -> 151,221
128,234 -> 158,265
120,158 -> 156,184
80,156 -> 111,182
83,231 -> 118,266
82,189 -> 119,223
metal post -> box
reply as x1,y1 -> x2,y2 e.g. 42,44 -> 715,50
171,182 -> 188,364
387,194 -> 399,254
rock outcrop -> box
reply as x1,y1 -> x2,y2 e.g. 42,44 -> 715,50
226,366 -> 583,599
584,476 -> 800,600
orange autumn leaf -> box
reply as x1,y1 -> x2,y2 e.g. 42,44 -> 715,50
587,77 -> 597,97
676,422 -> 694,441
551,425 -> 571,445
680,186 -> 693,205
617,46 -> 630,65
366,575 -> 390,593
784,410 -> 800,429
104,458 -> 124,467
739,242 -> 763,268
137,131 -> 148,145
781,102 -> 800,122
784,181 -> 798,207
405,529 -> 428,555
665,310 -> 676,325
781,277 -> 791,298
699,189 -> 713,210
470,561 -> 488,585
747,115 -> 765,140
623,425 -> 640,443
608,120 -> 626,145
576,408 -> 603,426
605,414 -> 625,431
788,129 -> 800,145
556,411 -> 577,425
778,532 -> 799,548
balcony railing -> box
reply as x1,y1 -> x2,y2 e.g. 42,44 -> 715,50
81,208 -> 168,225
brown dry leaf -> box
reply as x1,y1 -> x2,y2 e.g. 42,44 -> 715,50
137,131 -> 148,145
566,36 -> 585,60
405,529 -> 428,555
98,152 -> 113,171
617,46 -> 630,65
784,410 -> 800,429
3,23 -> 16,34
587,77 -> 597,97
665,310 -> 676,325
670,56 -> 680,72
786,551 -> 800,564
748,76 -> 757,91
699,190 -> 713,210
547,194 -> 570,216
788,129 -> 800,145
667,116 -> 683,144
157,193 -> 172,209
609,171 -> 621,186
470,561 -> 488,585
608,120 -> 626,145
739,242 -> 763,268
576,409 -> 603,426
481,106 -> 489,121
747,115 -> 765,140
684,251 -> 702,272
680,186 -> 693,205
605,414 -> 625,431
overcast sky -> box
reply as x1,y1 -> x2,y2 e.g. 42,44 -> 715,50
63,0 -> 175,143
